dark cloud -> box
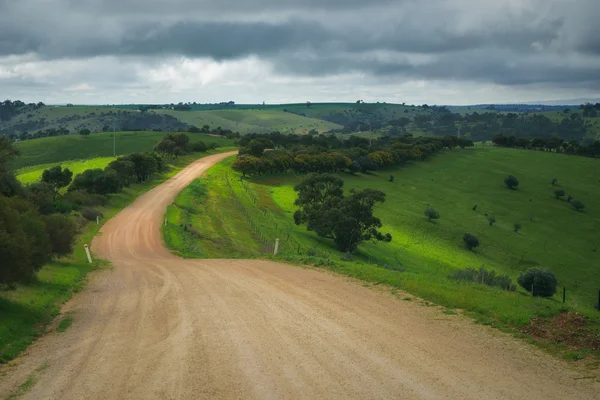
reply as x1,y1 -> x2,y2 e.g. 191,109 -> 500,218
0,0 -> 599,97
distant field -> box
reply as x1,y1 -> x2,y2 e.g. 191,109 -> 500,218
151,109 -> 342,134
16,157 -> 116,185
164,148 -> 600,333
11,131 -> 235,169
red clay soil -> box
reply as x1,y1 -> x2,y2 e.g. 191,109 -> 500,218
522,312 -> 600,352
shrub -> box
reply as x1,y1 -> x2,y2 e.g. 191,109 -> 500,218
43,214 -> 77,257
551,177 -> 558,186
80,207 -> 103,222
517,267 -> 557,297
554,189 -> 565,199
513,222 -> 522,233
451,267 -> 516,292
488,216 -> 496,226
424,206 -> 440,222
571,200 -> 585,212
388,175 -> 394,182
504,175 -> 519,189
190,141 -> 208,152
463,233 -> 480,250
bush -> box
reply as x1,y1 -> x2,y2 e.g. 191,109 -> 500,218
43,214 -> 77,257
424,206 -> 440,222
388,175 -> 394,182
571,200 -> 585,212
451,267 -> 516,291
80,207 -> 103,222
554,189 -> 565,199
488,216 -> 496,226
190,141 -> 208,152
504,175 -> 519,189
463,233 -> 480,250
517,267 -> 557,297
551,177 -> 558,186
513,222 -> 522,233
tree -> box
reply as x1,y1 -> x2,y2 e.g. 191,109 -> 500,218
232,155 -> 263,177
571,200 -> 585,212
513,222 -> 522,233
463,233 -> 479,250
41,165 -> 73,195
26,182 -> 55,214
488,216 -> 496,226
551,177 -> 558,186
424,206 -> 440,222
43,214 -> 77,257
504,175 -> 519,189
306,101 -> 311,108
554,189 -> 565,200
388,175 -> 395,182
107,159 -> 136,186
293,174 -> 391,252
154,137 -> 181,158
68,168 -> 122,195
123,153 -> 159,182
348,161 -> 361,175
518,268 -> 557,297
0,196 -> 52,286
79,128 -> 91,138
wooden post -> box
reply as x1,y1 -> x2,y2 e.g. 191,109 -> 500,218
274,238 -> 279,256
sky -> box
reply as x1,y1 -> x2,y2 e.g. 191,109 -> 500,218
1,0 -> 599,105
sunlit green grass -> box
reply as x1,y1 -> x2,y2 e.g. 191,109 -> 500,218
15,157 -> 116,185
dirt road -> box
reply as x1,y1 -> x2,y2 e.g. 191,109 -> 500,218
1,151 -> 598,399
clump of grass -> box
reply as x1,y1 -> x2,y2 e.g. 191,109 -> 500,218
7,375 -> 36,399
451,266 -> 516,292
56,317 -> 73,333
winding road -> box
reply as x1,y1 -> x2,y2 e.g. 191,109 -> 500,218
1,151 -> 598,399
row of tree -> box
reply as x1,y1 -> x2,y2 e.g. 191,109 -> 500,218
492,134 -> 600,158
231,134 -> 467,177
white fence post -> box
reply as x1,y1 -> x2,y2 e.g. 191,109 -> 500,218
274,238 -> 279,255
84,244 -> 93,264
96,215 -> 99,225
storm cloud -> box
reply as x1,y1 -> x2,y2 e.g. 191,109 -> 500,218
0,0 -> 599,103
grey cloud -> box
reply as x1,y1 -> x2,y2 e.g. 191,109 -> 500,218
1,0 -> 599,95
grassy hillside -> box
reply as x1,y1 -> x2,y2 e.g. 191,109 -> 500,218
151,109 -> 342,134
10,131 -> 234,169
164,149 -> 600,344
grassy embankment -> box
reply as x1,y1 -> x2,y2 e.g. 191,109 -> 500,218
163,148 -> 600,357
0,149 -> 235,363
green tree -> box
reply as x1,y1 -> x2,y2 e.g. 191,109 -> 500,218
424,206 -> 440,222
517,268 -> 557,297
69,169 -> 122,195
26,182 -> 55,214
488,216 -> 496,226
0,137 -> 23,197
293,174 -> 391,252
513,222 -> 522,233
0,196 -> 52,286
571,200 -> 585,212
504,175 -> 519,189
232,155 -> 263,177
107,159 -> 136,186
554,189 -> 565,200
463,233 -> 479,250
79,128 -> 91,138
154,137 -> 181,158
41,165 -> 73,195
42,214 -> 77,257
123,153 -> 159,182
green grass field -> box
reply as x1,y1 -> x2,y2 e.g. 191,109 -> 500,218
163,148 -> 600,351
151,109 -> 342,134
0,149 -> 233,363
10,131 -> 234,170
15,157 -> 116,185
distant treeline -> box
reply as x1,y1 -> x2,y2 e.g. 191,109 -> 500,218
232,133 -> 473,177
492,134 -> 600,158
0,100 -> 45,122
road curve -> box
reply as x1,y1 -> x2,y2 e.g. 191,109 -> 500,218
1,151 -> 598,399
